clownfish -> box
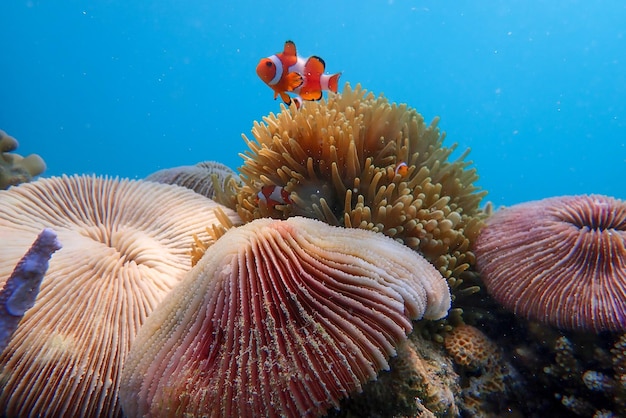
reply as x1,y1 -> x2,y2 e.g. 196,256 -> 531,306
256,40 -> 341,107
256,185 -> 293,208
395,162 -> 409,177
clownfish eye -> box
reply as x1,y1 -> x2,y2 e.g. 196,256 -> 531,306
265,61 -> 273,67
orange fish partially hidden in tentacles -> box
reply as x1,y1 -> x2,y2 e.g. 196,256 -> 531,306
256,40 -> 341,107
256,185 -> 293,208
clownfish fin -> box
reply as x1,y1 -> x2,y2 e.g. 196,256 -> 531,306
285,71 -> 303,91
292,96 -> 303,109
283,40 -> 297,57
304,56 -> 325,77
279,91 -> 293,105
298,56 -> 325,100
298,90 -> 323,101
297,89 -> 322,101
328,72 -> 341,93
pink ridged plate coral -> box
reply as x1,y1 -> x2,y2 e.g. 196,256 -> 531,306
120,216 -> 450,417
474,194 -> 626,332
0,175 -> 240,417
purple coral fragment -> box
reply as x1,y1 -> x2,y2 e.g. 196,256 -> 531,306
0,228 -> 61,354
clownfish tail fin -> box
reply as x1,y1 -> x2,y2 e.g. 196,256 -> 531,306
328,72 -> 341,93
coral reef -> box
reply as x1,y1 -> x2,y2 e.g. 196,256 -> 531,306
146,160 -> 238,199
469,194 -> 626,415
0,175 -> 240,417
474,194 -> 626,332
13,82 -> 622,416
215,83 -> 486,305
509,321 -> 626,416
187,83 -> 496,415
0,228 -> 61,354
0,130 -> 46,189
443,324 -> 523,417
120,216 -> 451,418
328,332 -> 461,418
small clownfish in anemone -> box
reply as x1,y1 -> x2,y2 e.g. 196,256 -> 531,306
388,162 -> 410,180
256,185 -> 293,208
395,162 -> 409,177
256,40 -> 341,107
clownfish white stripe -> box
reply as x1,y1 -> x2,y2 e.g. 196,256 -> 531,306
268,186 -> 288,203
257,185 -> 292,208
319,74 -> 332,91
268,55 -> 283,86
289,56 -> 307,75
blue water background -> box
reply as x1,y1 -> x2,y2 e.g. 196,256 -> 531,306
2,0 -> 625,207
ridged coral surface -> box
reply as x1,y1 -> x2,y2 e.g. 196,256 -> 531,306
120,216 -> 451,417
0,175 -> 239,417
475,194 -> 626,331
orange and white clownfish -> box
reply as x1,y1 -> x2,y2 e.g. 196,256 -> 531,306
256,185 -> 293,208
395,162 -> 409,177
256,40 -> 341,107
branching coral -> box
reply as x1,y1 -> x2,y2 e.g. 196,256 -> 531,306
0,130 -> 46,189
0,228 -> 61,354
215,83 -> 486,296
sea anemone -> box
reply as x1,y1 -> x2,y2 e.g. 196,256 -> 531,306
119,216 -> 451,417
215,83 -> 486,295
474,194 -> 626,332
0,175 -> 240,417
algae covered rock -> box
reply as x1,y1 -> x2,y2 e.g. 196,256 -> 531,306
0,130 -> 46,189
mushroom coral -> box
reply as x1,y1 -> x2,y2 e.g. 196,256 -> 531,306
0,130 -> 46,190
0,175 -> 240,417
474,194 -> 626,332
119,216 -> 451,418
146,160 -> 238,199
215,83 -> 486,292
